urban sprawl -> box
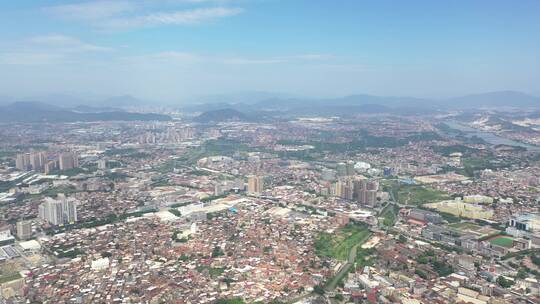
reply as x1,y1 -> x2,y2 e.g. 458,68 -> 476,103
1,113 -> 540,304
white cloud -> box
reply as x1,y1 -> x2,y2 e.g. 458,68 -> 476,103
294,54 -> 334,60
0,35 -> 113,66
0,52 -> 66,65
28,34 -> 113,52
101,7 -> 243,30
45,1 -> 243,31
223,58 -> 287,65
122,51 -> 204,65
46,1 -> 135,20
120,51 -> 332,67
222,54 -> 332,65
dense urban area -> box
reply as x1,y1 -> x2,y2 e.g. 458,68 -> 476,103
0,107 -> 539,304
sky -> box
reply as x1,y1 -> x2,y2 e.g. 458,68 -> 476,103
0,0 -> 539,104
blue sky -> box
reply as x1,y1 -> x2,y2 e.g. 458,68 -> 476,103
0,0 -> 539,103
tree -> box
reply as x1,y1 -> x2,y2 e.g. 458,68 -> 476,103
516,268 -> 527,279
168,209 -> 181,217
215,299 -> 245,304
417,256 -> 428,264
531,255 -> 540,267
212,246 -> 225,257
497,276 -> 514,288
415,269 -> 428,279
313,285 -> 325,295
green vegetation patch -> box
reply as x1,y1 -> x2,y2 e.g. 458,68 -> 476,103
380,204 -> 398,227
215,299 -> 245,304
461,156 -> 512,177
196,265 -> 225,278
396,184 -> 450,206
432,144 -> 480,156
490,237 -> 514,248
355,248 -> 376,268
40,185 -> 79,197
531,255 -> 540,267
0,272 -> 22,284
315,224 -> 370,261
48,167 -> 97,177
448,222 -> 482,231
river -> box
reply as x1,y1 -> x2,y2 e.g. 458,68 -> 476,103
444,121 -> 540,152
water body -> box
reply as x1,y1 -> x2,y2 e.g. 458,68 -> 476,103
444,121 -> 540,152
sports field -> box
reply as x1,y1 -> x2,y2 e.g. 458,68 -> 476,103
490,236 -> 513,248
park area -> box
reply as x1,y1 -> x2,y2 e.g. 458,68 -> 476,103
382,180 -> 451,206
397,185 -> 450,206
314,224 -> 370,261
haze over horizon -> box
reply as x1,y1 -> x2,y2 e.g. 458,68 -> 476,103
1,0 -> 539,104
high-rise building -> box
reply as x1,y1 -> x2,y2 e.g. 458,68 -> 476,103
364,190 -> 377,206
30,152 -> 47,172
38,194 -> 78,225
59,152 -> 79,171
44,160 -> 57,174
97,159 -> 107,170
16,220 -> 32,240
63,200 -> 78,223
15,152 -> 47,172
334,179 -> 354,200
247,175 -> 264,195
15,153 -> 31,171
0,226 -> 15,245
355,179 -> 379,206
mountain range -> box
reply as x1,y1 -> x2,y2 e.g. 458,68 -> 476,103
1,91 -> 539,115
0,94 -> 151,108
182,91 -> 540,114
0,102 -> 171,123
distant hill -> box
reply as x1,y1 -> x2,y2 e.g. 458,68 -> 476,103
194,108 -> 250,123
191,91 -> 295,105
183,91 -> 540,115
0,101 -> 172,123
446,91 -> 540,109
103,95 -> 147,107
6,94 -> 152,109
71,105 -> 123,113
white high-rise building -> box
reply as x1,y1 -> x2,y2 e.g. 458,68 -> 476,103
97,159 -> 107,170
0,226 -> 15,244
16,220 -> 32,240
38,195 -> 78,225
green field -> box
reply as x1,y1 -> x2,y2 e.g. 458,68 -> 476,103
315,224 -> 370,261
380,204 -> 398,227
397,185 -> 450,206
0,272 -> 22,284
490,237 -> 513,248
448,222 -> 482,230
